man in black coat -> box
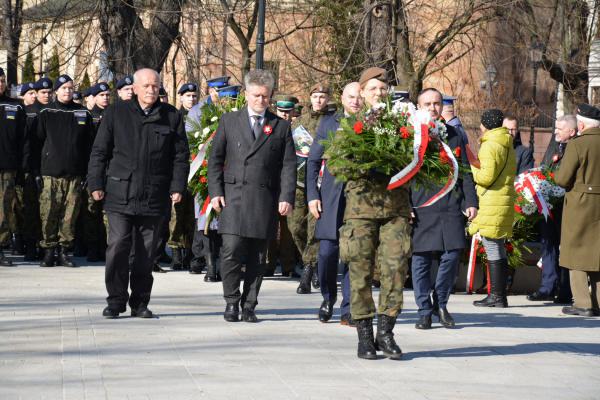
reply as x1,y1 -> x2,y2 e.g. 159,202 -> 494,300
503,115 -> 534,174
410,88 -> 478,329
88,69 -> 189,319
208,69 -> 296,323
306,82 -> 362,324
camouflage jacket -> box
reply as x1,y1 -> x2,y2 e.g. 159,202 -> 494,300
343,174 -> 411,220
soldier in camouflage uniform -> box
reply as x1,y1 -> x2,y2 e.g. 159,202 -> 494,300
336,68 -> 411,360
290,84 -> 334,293
37,75 -> 94,268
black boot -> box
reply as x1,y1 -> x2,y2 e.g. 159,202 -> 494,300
11,234 -> 24,255
189,256 -> 205,274
375,314 -> 402,360
0,249 -> 14,266
182,248 -> 191,270
473,259 -> 508,307
356,318 -> 378,360
204,255 -> 219,282
24,239 -> 38,262
171,248 -> 183,270
311,265 -> 320,289
56,247 -> 77,268
296,264 -> 312,294
40,248 -> 55,267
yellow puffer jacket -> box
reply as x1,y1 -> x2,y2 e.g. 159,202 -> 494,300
468,127 -> 517,239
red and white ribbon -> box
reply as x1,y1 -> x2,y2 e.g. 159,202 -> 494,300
467,233 -> 481,294
195,195 -> 213,231
522,176 -> 553,221
387,123 -> 430,190
317,160 -> 325,189
188,132 -> 216,183
415,139 -> 459,208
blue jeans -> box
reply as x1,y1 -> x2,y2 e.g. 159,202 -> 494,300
318,239 -> 351,315
411,250 -> 461,317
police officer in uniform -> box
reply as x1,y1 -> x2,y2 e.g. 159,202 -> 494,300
291,83 -> 334,294
116,76 -> 134,102
186,76 -> 230,132
37,74 -> 94,268
334,67 -> 410,360
0,68 -> 28,266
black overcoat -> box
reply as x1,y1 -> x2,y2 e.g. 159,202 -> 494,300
306,113 -> 345,240
87,97 -> 190,217
410,125 -> 478,252
208,107 -> 296,239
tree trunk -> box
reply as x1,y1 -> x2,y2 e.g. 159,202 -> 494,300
1,0 -> 23,86
363,0 -> 394,71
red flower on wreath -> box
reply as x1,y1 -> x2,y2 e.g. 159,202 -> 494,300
353,121 -> 364,134
263,125 -> 273,135
478,246 -> 486,254
400,126 -> 410,139
439,148 -> 450,164
201,160 -> 208,167
514,205 -> 522,214
454,147 -> 461,158
191,153 -> 197,161
505,243 -> 514,253
517,196 -> 523,203
200,176 -> 207,184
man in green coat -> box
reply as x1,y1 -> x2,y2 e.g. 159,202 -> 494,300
555,104 -> 600,317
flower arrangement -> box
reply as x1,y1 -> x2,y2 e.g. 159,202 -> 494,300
321,97 -> 458,188
186,95 -> 246,198
514,167 -> 565,221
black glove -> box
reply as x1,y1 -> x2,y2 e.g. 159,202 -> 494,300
80,179 -> 88,192
34,176 -> 43,193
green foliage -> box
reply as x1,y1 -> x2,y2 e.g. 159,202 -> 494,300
47,47 -> 60,81
22,52 -> 35,83
79,71 -> 91,91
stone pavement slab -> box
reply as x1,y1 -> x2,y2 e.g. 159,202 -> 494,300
0,259 -> 599,400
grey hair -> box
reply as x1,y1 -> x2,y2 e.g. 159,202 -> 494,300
244,69 -> 275,92
576,114 -> 600,128
557,114 -> 577,129
133,68 -> 161,83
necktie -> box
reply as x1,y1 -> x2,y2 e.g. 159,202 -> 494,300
559,142 -> 566,156
252,115 -> 262,140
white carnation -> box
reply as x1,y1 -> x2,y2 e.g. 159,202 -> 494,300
194,131 -> 200,138
231,107 -> 238,112
202,127 -> 211,135
522,203 -> 537,215
211,116 -> 218,122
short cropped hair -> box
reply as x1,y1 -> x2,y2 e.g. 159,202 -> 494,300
557,114 -> 577,129
244,69 -> 275,92
417,88 -> 443,103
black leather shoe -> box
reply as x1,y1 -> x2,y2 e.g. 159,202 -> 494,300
242,308 -> 258,323
318,299 -> 335,323
311,268 -> 320,289
153,263 -> 167,273
224,303 -> 239,322
40,248 -> 55,267
562,306 -> 597,317
527,291 -> 554,301
415,314 -> 432,329
102,306 -> 122,319
56,248 -> 77,268
438,307 -> 455,328
340,313 -> 356,327
0,251 -> 14,267
296,265 -> 312,294
131,306 -> 154,318
554,296 -> 573,305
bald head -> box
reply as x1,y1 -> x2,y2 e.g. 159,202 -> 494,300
341,82 -> 363,115
133,68 -> 161,109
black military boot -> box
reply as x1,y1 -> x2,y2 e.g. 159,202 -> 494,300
375,314 -> 403,359
356,318 -> 378,360
204,255 -> 219,282
182,248 -> 191,270
11,234 -> 24,255
170,248 -> 183,270
473,259 -> 508,308
296,264 -> 312,294
24,239 -> 38,262
40,248 -> 55,267
189,256 -> 205,274
311,264 -> 320,289
0,249 -> 14,267
56,247 -> 78,268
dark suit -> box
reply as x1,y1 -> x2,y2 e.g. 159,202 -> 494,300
514,133 -> 534,174
88,97 -> 189,310
208,107 -> 295,310
307,113 -> 351,314
410,125 -> 478,317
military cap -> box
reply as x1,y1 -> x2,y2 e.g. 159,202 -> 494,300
442,95 -> 457,106
217,85 -> 241,98
89,82 -> 110,96
0,68 -> 4,77
53,74 -> 73,90
310,83 -> 331,95
72,91 -> 82,101
19,82 -> 36,96
116,75 -> 133,90
276,95 -> 299,111
33,77 -> 53,90
178,83 -> 198,95
359,67 -> 387,86
481,109 -> 504,130
207,76 -> 230,88
577,103 -> 600,121
82,87 -> 94,97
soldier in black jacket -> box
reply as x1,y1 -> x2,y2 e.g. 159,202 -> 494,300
37,74 -> 94,268
88,69 -> 189,319
0,68 -> 28,266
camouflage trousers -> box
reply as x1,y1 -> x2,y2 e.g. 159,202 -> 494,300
266,216 -> 297,274
167,191 -> 195,249
0,171 -> 16,245
339,216 -> 411,320
82,191 -> 106,251
39,176 -> 82,249
287,188 -> 319,268
14,174 -> 42,242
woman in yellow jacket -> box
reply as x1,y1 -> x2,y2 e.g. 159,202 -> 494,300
468,109 -> 517,307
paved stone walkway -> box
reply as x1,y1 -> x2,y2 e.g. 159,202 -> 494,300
0,259 -> 599,399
